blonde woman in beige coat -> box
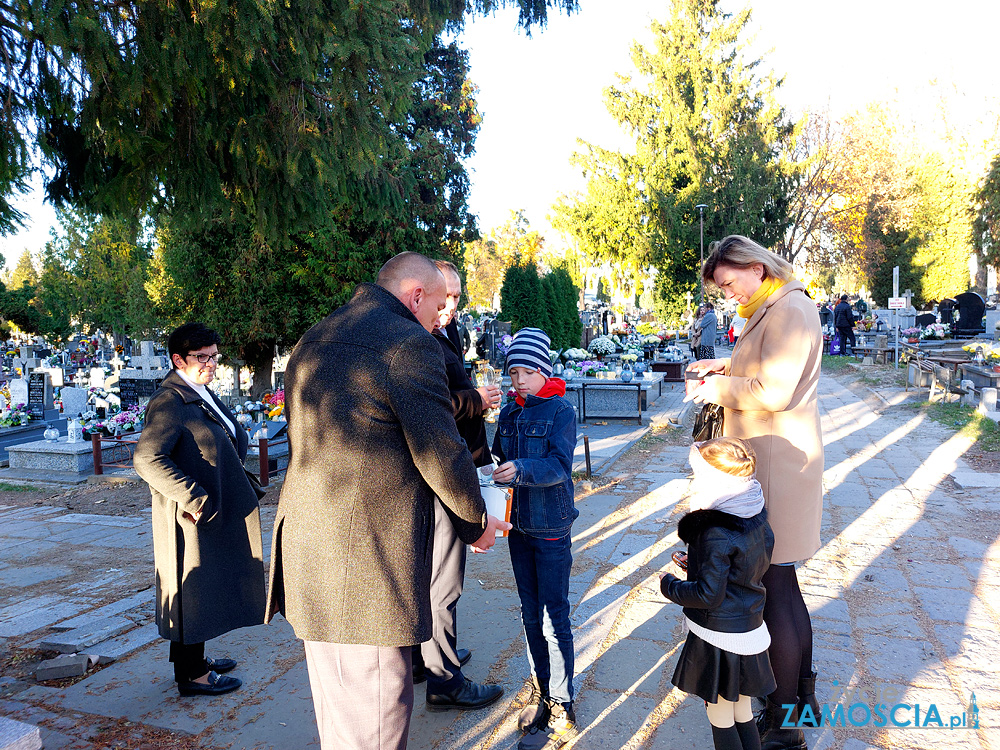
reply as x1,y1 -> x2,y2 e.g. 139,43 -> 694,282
686,235 -> 823,750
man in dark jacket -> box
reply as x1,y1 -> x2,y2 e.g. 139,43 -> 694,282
834,294 -> 856,355
413,260 -> 504,711
266,252 -> 509,750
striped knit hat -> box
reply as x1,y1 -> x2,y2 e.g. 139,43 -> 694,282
505,327 -> 552,377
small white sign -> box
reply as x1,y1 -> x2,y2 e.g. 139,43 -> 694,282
888,297 -> 907,309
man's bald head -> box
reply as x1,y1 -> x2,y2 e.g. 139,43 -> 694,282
376,252 -> 446,333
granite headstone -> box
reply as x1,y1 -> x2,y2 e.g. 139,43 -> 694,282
8,378 -> 28,409
61,386 -> 89,419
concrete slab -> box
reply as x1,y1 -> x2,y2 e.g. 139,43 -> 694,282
52,590 -> 153,632
0,716 -> 42,750
84,623 -> 160,665
35,654 -> 91,681
951,469 -> 1000,488
38,617 -> 134,654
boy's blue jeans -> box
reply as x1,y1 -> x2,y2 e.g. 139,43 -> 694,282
508,529 -> 574,705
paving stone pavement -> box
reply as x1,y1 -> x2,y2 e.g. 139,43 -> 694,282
0,372 -> 998,749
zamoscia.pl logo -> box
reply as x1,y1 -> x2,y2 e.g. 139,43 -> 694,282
781,681 -> 980,730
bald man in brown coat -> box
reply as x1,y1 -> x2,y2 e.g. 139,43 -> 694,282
266,252 -> 509,750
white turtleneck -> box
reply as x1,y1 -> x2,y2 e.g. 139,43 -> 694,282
174,368 -> 235,437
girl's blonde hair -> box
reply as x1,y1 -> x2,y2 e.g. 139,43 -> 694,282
697,437 -> 756,478
702,234 -> 794,287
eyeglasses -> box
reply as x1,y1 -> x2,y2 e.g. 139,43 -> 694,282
186,353 -> 222,364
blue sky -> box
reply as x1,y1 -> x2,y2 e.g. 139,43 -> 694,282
3,0 -> 998,266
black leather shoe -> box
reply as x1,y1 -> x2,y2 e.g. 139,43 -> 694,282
413,649 -> 470,684
206,657 -> 238,674
177,671 -> 242,697
426,678 -> 503,712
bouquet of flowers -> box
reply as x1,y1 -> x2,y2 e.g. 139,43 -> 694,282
0,404 -> 30,428
563,348 -> 589,361
636,322 -> 659,336
643,335 -> 662,345
496,334 -> 514,357
588,336 -> 617,356
920,323 -> 950,340
108,405 -> 145,433
263,389 -> 285,418
621,353 -> 638,363
573,360 -> 608,377
963,344 -> 1000,365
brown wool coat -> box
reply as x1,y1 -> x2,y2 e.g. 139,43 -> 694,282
265,283 -> 487,647
134,370 -> 266,643
713,280 -> 824,564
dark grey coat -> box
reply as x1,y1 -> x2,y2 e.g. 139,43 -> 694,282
266,283 -> 487,647
135,370 -> 266,644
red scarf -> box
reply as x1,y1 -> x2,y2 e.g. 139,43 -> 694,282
514,377 -> 566,406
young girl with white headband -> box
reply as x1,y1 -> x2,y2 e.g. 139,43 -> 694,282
661,437 -> 777,750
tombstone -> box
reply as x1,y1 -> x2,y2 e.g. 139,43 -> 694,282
118,341 -> 169,407
915,313 -> 937,328
954,291 -> 986,338
118,376 -> 163,408
61,386 -> 90,419
130,341 -> 169,372
43,367 -> 65,387
8,378 -> 28,408
90,368 -> 107,389
27,371 -> 56,420
938,298 -> 956,325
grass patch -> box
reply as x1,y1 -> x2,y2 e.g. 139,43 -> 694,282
821,354 -> 854,374
0,481 -> 39,492
923,401 -> 1000,451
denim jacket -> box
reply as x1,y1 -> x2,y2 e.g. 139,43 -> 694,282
491,392 -> 578,538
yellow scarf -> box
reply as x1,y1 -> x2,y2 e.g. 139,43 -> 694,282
737,277 -> 788,319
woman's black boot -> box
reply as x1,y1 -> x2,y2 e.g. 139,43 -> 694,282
760,698 -> 807,750
796,671 -> 819,727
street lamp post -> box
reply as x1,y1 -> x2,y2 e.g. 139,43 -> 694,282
695,204 -> 708,304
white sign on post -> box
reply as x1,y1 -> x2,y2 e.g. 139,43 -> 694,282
888,297 -> 907,309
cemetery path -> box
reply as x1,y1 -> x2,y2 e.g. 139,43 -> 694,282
1,371 -> 999,749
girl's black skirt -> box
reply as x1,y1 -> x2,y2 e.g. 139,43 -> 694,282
671,631 -> 775,703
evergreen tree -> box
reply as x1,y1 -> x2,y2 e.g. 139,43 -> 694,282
38,210 -> 159,345
541,274 -> 565,347
0,0 -> 577,237
8,250 -> 38,290
973,150 -> 1000,272
555,0 -> 793,317
500,260 -> 547,334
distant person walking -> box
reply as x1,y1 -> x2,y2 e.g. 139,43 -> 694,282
698,303 -> 718,360
834,295 -> 855,356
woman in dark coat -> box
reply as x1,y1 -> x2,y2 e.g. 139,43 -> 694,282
134,323 -> 266,697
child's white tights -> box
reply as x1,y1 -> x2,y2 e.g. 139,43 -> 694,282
705,694 -> 753,727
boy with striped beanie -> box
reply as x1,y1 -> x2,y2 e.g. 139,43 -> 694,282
491,327 -> 580,749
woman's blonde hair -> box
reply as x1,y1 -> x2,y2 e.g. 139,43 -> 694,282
702,235 -> 794,288
697,437 -> 756,478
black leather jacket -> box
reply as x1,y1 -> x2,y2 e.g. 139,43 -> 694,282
661,509 -> 774,633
